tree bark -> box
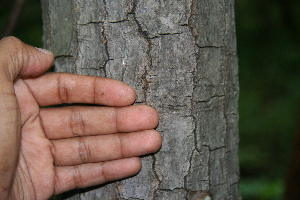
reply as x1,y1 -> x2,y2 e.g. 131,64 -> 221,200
41,0 -> 240,199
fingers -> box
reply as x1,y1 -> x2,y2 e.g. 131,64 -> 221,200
51,130 -> 161,166
40,105 -> 159,139
24,73 -> 136,106
54,157 -> 141,195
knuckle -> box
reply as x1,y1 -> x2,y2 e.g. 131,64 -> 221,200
69,108 -> 86,137
77,137 -> 91,164
0,36 -> 25,78
117,134 -> 125,158
1,36 -> 22,48
72,166 -> 85,188
98,163 -> 107,183
57,75 -> 69,103
53,172 -> 60,194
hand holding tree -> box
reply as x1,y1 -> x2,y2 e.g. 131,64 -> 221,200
0,37 -> 161,200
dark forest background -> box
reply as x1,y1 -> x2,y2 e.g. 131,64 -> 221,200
1,0 -> 300,199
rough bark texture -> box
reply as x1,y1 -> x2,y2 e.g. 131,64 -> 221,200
41,0 -> 240,199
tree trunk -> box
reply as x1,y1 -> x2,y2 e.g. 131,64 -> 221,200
41,0 -> 240,199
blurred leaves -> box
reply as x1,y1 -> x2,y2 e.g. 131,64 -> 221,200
241,178 -> 283,200
237,0 -> 300,199
0,0 -> 43,47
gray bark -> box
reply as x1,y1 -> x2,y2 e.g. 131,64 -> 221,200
41,0 -> 240,199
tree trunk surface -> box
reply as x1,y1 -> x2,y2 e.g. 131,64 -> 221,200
41,0 -> 240,199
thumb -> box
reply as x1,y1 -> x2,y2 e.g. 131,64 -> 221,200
0,36 -> 54,80
0,37 -> 54,196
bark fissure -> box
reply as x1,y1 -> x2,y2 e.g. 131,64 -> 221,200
78,19 -> 129,25
55,55 -> 74,59
102,0 -> 108,21
151,154 -> 161,190
131,0 -> 149,39
142,32 -> 186,40
195,95 -> 226,103
187,0 -> 199,48
102,24 -> 109,77
131,0 -> 153,104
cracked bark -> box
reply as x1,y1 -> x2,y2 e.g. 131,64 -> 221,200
41,0 -> 240,199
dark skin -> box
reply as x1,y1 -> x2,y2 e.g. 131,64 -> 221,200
0,37 -> 162,200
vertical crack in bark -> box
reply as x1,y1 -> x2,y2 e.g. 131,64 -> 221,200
187,0 -> 213,194
187,0 -> 200,49
188,0 -> 200,173
131,0 -> 153,104
131,0 -> 149,39
151,153 -> 161,195
73,22 -> 79,74
102,24 -> 109,77
116,181 -> 126,200
141,65 -> 149,103
184,1 -> 211,196
184,149 -> 196,199
191,53 -> 200,153
188,0 -> 201,152
71,1 -> 80,74
102,0 -> 108,21
101,0 -> 109,77
187,0 -> 224,49
131,1 -> 160,196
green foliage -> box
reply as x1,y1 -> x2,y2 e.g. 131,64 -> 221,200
241,178 -> 283,200
0,0 -> 43,47
237,0 -> 300,199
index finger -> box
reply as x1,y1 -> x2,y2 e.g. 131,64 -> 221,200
24,73 -> 136,107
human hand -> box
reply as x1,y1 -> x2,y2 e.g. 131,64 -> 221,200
0,37 -> 161,200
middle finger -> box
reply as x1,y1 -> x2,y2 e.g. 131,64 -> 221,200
40,105 -> 159,139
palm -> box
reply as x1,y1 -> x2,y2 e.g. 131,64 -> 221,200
14,79 -> 57,199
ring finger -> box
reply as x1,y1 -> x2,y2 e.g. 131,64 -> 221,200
51,130 -> 161,166
40,105 -> 159,139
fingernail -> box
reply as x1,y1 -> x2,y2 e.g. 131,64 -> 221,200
35,47 -> 53,56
